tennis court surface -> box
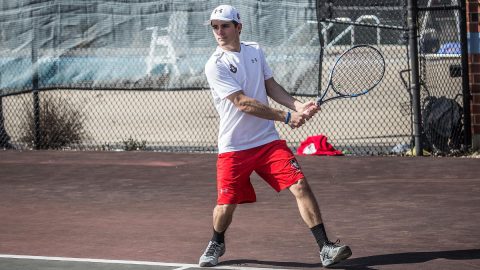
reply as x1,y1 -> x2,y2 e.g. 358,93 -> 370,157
1,151 -> 479,270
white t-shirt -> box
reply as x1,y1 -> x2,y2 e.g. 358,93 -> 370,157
205,42 -> 280,153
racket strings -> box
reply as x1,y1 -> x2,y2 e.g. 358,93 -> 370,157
331,47 -> 384,96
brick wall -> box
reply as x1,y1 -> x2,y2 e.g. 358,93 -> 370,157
468,0 -> 480,150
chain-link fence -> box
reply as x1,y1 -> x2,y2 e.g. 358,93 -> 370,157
417,1 -> 467,155
0,0 -> 470,155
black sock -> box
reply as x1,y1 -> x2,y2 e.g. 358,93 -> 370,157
211,228 -> 225,244
310,223 -> 329,249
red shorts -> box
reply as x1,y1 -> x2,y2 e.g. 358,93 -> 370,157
216,140 -> 305,205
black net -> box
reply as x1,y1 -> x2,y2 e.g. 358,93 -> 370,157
0,0 -> 468,155
0,0 -> 320,95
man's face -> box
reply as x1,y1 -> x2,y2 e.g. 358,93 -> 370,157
210,20 -> 241,48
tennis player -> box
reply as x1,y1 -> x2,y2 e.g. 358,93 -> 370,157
199,4 -> 352,268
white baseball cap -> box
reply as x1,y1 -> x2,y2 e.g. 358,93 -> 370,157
206,5 -> 242,25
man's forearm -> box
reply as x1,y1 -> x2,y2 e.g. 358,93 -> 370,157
235,95 -> 287,122
228,91 -> 308,128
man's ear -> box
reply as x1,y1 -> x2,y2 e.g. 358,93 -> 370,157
237,23 -> 242,35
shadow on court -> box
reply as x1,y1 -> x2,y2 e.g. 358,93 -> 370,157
336,249 -> 480,269
220,259 -> 323,268
221,249 -> 480,269
1,151 -> 480,270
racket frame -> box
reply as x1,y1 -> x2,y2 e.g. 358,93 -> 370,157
316,44 -> 386,105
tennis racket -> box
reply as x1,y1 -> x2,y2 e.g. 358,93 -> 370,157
317,44 -> 385,105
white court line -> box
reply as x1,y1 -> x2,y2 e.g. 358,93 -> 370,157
0,254 -> 296,270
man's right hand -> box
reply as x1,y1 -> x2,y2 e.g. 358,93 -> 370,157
289,101 -> 320,129
288,111 -> 308,128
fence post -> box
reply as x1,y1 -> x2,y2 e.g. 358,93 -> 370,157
0,72 -> 7,147
466,0 -> 480,150
31,12 -> 41,150
407,0 -> 423,156
459,0 -> 472,150
0,94 -> 10,148
315,0 -> 326,95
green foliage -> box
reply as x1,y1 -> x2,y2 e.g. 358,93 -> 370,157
21,96 -> 85,149
122,136 -> 147,151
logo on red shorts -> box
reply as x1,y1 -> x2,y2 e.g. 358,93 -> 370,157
290,159 -> 300,171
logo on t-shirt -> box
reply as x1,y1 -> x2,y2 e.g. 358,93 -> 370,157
229,64 -> 237,73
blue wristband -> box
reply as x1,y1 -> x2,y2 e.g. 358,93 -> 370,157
285,111 -> 291,124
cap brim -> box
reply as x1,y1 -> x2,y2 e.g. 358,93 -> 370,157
204,18 -> 239,26
203,19 -> 213,26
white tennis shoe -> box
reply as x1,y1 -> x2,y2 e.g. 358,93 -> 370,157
199,240 -> 225,267
320,240 -> 352,267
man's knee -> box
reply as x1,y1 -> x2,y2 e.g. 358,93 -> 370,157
214,204 -> 237,216
290,178 -> 312,197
